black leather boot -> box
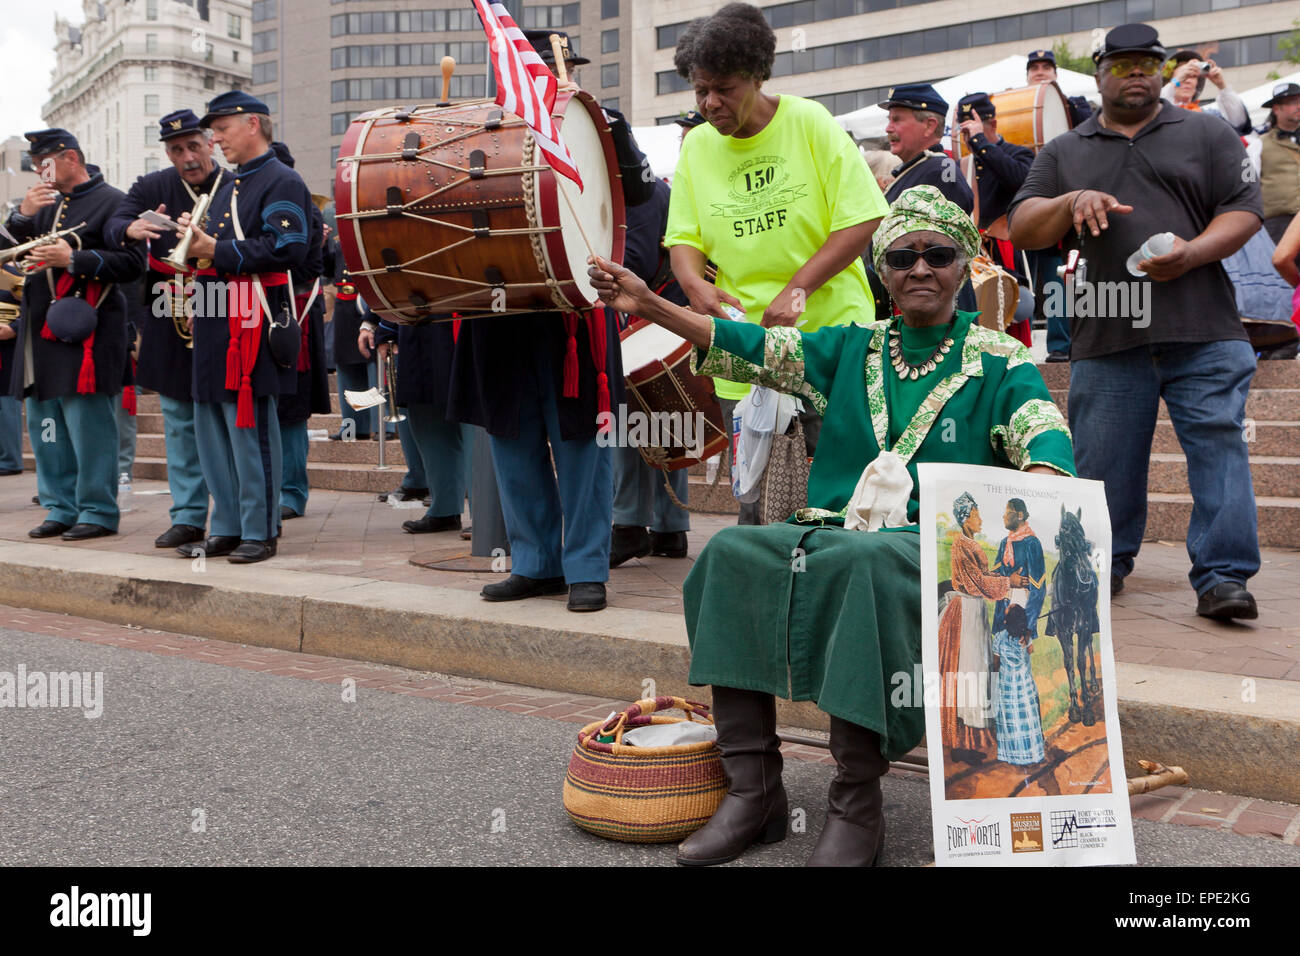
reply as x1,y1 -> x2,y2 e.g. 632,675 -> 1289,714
806,716 -> 887,866
609,525 -> 651,568
676,686 -> 787,866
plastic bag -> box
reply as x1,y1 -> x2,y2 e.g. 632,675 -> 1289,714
731,387 -> 801,503
622,722 -> 718,747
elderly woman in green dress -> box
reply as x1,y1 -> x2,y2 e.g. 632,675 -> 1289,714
588,185 -> 1075,867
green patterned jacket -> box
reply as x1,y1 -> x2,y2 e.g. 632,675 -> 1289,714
692,310 -> 1076,525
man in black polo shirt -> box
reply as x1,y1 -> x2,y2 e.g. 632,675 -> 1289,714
1008,24 -> 1263,621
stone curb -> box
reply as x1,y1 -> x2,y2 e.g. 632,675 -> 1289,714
1,541 -> 1296,803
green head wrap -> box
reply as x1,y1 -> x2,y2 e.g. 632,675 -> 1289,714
872,185 -> 982,280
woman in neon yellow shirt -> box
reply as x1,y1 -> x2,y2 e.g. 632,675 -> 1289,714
666,3 -> 888,478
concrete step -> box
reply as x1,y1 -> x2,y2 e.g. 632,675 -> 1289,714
29,454 -> 411,496
1145,492 -> 1300,550
1038,358 -> 1300,390
1148,453 -> 1300,498
687,475 -> 739,514
1049,389 -> 1300,421
1153,420 -> 1300,457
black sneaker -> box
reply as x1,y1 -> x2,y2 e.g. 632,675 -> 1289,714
1196,582 -> 1258,621
609,525 -> 651,568
568,582 -> 607,612
480,574 -> 568,602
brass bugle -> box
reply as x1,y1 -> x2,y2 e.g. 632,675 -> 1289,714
0,222 -> 86,272
166,193 -> 211,271
381,349 -> 406,424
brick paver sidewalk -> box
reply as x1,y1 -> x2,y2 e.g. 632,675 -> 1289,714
1,471 -> 1297,682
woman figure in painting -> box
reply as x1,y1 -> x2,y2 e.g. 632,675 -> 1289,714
587,186 -> 1074,867
939,493 -> 1025,764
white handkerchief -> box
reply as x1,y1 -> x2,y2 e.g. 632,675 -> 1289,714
1009,588 -> 1029,608
844,450 -> 913,532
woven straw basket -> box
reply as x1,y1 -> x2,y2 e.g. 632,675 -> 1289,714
563,696 -> 726,843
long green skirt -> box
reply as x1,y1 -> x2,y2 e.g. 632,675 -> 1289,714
683,523 -> 924,761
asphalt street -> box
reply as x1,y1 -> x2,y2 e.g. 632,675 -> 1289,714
1,625 -> 1297,867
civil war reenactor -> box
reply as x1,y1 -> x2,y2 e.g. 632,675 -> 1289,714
1,129 -> 144,541
1026,48 -> 1093,126
267,141 -> 330,523
881,84 -> 974,213
105,108 -> 230,549
170,92 -> 313,564
0,266 -> 25,476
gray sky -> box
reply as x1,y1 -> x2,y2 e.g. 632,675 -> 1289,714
1,0 -> 91,140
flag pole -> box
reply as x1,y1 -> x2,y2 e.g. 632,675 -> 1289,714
547,33 -> 598,262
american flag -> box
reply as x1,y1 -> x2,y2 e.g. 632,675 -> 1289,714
472,0 -> 583,190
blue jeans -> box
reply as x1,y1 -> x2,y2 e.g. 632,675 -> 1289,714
1068,340 -> 1259,595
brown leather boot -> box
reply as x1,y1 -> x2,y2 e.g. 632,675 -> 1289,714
676,686 -> 787,866
806,716 -> 887,867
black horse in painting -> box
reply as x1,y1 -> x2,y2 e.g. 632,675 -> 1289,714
1045,506 -> 1101,726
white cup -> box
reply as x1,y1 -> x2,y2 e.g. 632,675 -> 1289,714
1126,232 -> 1176,277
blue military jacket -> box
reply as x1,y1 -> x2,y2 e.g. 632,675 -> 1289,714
991,531 -> 1047,637
1,166 -> 143,401
278,203 -> 331,425
375,319 -> 455,414
106,164 -> 229,401
885,149 -> 974,214
188,149 -> 311,404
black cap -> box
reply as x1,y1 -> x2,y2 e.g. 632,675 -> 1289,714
1264,81 -> 1300,108
270,141 -> 295,168
199,91 -> 270,128
1092,24 -> 1166,64
879,83 -> 948,116
957,92 -> 996,122
523,29 -> 590,67
158,109 -> 204,142
25,128 -> 79,158
1026,49 -> 1056,68
674,110 -> 707,129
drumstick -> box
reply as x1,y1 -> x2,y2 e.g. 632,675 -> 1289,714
438,56 -> 455,107
549,34 -> 568,84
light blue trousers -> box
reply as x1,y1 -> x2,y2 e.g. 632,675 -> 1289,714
27,393 -> 120,530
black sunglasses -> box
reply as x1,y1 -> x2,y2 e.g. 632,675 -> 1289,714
883,245 -> 960,270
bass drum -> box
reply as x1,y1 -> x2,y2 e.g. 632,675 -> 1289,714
334,89 -> 624,323
953,81 -> 1072,160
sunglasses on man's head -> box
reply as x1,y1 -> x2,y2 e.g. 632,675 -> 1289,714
1103,55 -> 1164,78
883,245 -> 959,270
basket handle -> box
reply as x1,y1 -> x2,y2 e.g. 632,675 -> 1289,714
598,695 -> 713,744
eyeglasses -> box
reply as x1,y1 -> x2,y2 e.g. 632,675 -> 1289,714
883,245 -> 959,270
1103,55 -> 1164,78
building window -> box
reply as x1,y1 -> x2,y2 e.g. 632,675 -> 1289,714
205,43 -> 215,63
601,29 -> 619,54
263,93 -> 279,114
520,3 -> 580,28
144,65 -> 158,82
331,112 -> 359,134
601,63 -> 619,88
330,73 -> 486,102
228,13 -> 243,38
253,30 -> 278,53
147,0 -> 158,20
331,145 -> 341,166
233,50 -> 239,62
144,125 -> 154,146
145,33 -> 158,54
204,74 -> 215,89
602,97 -> 620,111
330,42 -> 486,70
602,0 -> 619,16
252,0 -> 277,22
144,94 -> 159,114
144,157 -> 160,173
252,61 -> 277,85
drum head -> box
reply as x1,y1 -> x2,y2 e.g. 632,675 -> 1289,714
534,95 -> 617,308
1038,82 -> 1072,141
620,319 -> 690,381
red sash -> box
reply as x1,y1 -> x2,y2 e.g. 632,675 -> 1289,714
196,267 -> 289,428
561,311 -> 611,431
40,272 -> 102,394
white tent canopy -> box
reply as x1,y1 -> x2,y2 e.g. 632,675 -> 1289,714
630,122 -> 686,182
834,54 -> 1099,144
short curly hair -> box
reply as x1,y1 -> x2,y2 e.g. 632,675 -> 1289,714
673,3 -> 776,83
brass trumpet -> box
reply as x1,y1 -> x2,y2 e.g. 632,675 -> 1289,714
0,222 -> 86,274
166,193 -> 211,271
381,349 -> 406,424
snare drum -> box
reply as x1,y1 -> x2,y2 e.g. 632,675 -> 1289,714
620,319 -> 728,471
953,82 -> 1072,161
334,89 -> 624,323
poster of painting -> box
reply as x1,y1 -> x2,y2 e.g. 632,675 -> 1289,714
917,463 -> 1135,866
